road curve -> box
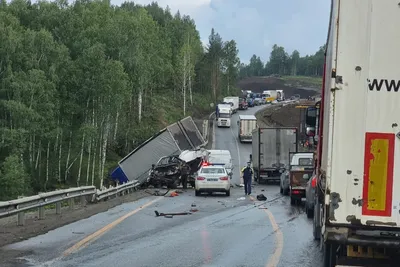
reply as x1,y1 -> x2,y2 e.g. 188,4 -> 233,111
0,105 -> 323,267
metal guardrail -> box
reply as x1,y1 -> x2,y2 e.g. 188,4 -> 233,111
0,181 -> 141,226
95,180 -> 139,202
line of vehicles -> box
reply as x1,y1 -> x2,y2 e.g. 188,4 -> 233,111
260,1 -> 400,266
217,89 -> 286,130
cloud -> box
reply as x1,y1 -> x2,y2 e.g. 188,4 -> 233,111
111,0 -> 330,63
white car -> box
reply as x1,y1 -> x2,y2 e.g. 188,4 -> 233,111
195,163 -> 231,196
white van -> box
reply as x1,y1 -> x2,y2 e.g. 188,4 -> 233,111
206,150 -> 233,179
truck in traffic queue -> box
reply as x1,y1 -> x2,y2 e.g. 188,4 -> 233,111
303,1 -> 400,266
237,115 -> 258,143
276,90 -> 284,101
263,90 -> 278,103
251,127 -> 298,184
223,96 -> 239,113
239,97 -> 248,110
287,152 -> 314,205
217,106 -> 232,128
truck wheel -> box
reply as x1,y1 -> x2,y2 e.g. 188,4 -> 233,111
290,197 -> 296,205
306,204 -> 314,219
280,186 -> 283,194
226,189 -> 230,196
313,200 -> 321,240
323,243 -> 337,267
195,190 -> 200,196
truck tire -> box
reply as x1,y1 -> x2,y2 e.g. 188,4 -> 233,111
306,204 -> 314,218
290,197 -> 296,205
313,199 -> 321,240
226,189 -> 230,196
323,243 -> 337,267
195,190 -> 200,196
280,186 -> 283,194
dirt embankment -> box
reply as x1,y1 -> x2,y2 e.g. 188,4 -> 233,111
237,76 -> 320,99
256,100 -> 316,128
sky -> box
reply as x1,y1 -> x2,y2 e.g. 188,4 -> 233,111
111,0 -> 331,64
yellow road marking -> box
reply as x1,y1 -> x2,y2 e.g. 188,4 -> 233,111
63,197 -> 162,257
250,196 -> 283,267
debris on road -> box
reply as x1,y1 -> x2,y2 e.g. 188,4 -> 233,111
154,210 -> 192,217
256,194 -> 267,201
145,188 -> 170,196
237,197 -> 246,200
169,191 -> 179,197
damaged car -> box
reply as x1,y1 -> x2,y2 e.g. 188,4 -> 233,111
146,149 -> 208,189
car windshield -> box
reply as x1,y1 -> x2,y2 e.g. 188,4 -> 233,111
209,156 -> 230,164
201,168 -> 225,174
292,158 -> 313,166
219,113 -> 231,118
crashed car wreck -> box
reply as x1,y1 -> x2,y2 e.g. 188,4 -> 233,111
146,149 -> 208,189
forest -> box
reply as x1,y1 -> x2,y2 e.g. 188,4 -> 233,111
0,0 -> 324,200
239,44 -> 325,78
0,0 -> 242,200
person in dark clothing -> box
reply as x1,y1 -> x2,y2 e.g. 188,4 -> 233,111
241,162 -> 254,195
215,105 -> 219,121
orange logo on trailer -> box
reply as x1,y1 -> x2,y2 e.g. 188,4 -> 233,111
362,133 -> 395,217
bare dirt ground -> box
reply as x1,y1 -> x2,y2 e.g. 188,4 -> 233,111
0,190 -> 149,248
237,76 -> 321,98
257,102 -> 314,127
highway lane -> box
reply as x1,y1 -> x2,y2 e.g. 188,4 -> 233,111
1,104 -> 323,267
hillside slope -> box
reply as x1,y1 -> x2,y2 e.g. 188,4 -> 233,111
237,76 -> 322,98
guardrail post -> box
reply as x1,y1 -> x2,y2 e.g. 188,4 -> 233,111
56,202 -> 61,214
39,206 -> 45,220
18,212 -> 25,226
69,198 -> 75,210
80,195 -> 86,206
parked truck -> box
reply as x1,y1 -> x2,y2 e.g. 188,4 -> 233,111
217,106 -> 231,128
237,115 -> 258,143
251,127 -> 298,184
223,96 -> 239,113
305,1 -> 400,266
276,90 -> 284,101
287,152 -> 314,205
263,90 -> 278,103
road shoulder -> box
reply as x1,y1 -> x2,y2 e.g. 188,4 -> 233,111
0,190 -> 149,248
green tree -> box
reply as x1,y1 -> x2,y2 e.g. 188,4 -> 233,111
0,0 -> 243,199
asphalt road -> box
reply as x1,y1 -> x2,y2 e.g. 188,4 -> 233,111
1,104 -> 323,267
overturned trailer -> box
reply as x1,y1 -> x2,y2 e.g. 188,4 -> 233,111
111,117 -> 206,185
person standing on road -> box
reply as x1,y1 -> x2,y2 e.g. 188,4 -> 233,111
241,162 -> 254,195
